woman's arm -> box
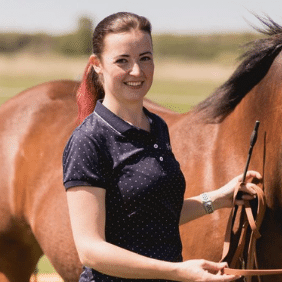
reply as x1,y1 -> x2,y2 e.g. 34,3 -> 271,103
67,186 -> 238,281
67,186 -> 180,279
179,171 -> 262,225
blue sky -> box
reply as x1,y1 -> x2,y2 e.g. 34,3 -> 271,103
1,0 -> 282,34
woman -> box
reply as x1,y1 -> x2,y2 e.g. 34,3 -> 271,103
63,12 -> 262,282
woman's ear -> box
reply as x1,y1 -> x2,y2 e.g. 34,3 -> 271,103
89,55 -> 102,74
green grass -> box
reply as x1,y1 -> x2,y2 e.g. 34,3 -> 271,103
37,256 -> 57,274
0,75 -> 46,88
147,79 -> 219,112
0,75 -> 55,106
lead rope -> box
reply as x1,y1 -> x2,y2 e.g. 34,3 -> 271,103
220,183 -> 282,279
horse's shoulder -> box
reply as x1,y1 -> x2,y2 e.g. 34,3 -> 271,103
25,80 -> 79,124
1,80 -> 79,111
0,80 -> 78,136
24,80 -> 80,101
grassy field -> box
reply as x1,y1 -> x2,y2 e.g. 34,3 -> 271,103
0,54 -> 235,275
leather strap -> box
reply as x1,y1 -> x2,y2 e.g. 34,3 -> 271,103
223,268 -> 282,276
220,183 -> 282,277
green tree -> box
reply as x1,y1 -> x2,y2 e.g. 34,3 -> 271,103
54,16 -> 94,55
76,16 -> 93,54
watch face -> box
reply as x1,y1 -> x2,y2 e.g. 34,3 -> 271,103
204,202 -> 214,214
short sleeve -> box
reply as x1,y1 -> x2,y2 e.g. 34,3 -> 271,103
63,129 -> 111,190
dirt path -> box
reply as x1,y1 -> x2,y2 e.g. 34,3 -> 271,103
0,53 -> 88,80
154,59 -> 235,82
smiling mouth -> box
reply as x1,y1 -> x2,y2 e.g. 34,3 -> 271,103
124,81 -> 143,87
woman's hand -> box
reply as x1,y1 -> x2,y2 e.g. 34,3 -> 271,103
213,170 -> 262,209
175,259 -> 240,281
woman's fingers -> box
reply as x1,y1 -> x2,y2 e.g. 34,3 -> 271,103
243,171 -> 262,182
203,261 -> 228,272
234,182 -> 259,205
201,261 -> 240,281
240,183 -> 257,195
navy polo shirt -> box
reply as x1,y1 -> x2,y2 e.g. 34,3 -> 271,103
63,100 -> 186,282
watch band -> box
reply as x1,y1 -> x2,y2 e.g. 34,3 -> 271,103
200,193 -> 214,214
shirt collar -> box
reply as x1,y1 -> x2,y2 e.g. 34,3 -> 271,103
94,100 -> 156,136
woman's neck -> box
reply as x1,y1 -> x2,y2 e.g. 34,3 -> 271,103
102,96 -> 150,131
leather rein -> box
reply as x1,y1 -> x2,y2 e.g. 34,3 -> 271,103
221,184 -> 282,280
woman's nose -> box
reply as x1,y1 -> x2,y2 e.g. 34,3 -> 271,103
129,63 -> 142,76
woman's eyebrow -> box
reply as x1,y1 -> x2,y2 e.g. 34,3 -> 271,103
140,51 -> 153,56
115,51 -> 152,59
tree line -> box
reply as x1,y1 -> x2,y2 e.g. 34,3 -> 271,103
0,16 -> 93,56
0,16 -> 261,61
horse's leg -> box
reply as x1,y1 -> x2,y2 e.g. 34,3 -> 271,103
30,180 -> 82,282
0,230 -> 42,282
0,178 -> 41,282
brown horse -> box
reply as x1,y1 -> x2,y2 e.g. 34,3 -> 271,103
1,16 -> 282,282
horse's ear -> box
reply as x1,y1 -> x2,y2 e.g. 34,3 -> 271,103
76,62 -> 96,124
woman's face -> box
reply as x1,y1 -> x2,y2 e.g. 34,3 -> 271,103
92,29 -> 154,104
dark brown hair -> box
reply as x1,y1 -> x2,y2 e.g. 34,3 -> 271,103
77,12 -> 152,123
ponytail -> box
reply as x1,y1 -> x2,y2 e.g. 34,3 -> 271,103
76,61 -> 104,124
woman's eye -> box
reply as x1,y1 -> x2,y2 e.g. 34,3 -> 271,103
116,58 -> 128,64
141,56 -> 151,61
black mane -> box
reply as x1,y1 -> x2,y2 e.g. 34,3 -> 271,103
193,15 -> 282,123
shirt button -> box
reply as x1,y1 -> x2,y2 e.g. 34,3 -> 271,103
154,144 -> 158,149
159,156 -> 164,161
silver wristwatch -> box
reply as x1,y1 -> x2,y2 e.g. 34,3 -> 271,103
200,193 -> 214,214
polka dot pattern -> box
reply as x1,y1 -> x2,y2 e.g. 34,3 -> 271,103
63,101 -> 186,282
